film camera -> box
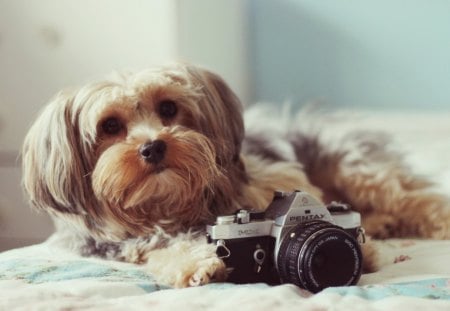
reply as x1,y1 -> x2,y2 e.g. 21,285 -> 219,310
206,190 -> 365,293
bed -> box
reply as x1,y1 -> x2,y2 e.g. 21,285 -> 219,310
1,110 -> 450,310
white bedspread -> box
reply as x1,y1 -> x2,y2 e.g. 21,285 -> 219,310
1,110 -> 450,310
1,237 -> 450,310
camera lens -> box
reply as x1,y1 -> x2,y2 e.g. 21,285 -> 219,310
277,221 -> 362,293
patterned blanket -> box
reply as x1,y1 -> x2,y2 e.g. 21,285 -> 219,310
1,238 -> 450,310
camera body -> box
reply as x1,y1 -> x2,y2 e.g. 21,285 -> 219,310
206,190 -> 364,293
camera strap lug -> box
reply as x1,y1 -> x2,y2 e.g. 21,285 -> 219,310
357,227 -> 366,244
216,239 -> 231,259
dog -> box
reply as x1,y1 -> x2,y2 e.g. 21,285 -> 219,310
22,63 -> 450,288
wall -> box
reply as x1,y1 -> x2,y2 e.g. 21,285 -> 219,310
248,0 -> 450,110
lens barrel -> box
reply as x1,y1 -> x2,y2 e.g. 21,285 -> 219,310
277,221 -> 362,293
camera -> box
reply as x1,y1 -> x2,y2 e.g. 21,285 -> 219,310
206,190 -> 364,293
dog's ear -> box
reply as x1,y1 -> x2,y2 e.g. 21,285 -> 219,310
22,90 -> 95,216
185,65 -> 245,166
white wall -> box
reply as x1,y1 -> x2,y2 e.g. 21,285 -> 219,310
0,0 -> 248,251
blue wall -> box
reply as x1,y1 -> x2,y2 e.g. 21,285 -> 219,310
248,0 -> 450,110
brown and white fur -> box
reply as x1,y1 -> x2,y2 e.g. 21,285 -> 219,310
22,63 -> 450,288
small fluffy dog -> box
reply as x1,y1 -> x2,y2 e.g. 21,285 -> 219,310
22,63 -> 450,287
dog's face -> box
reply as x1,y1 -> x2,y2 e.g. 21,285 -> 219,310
22,64 -> 245,240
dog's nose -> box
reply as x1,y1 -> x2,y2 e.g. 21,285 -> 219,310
139,140 -> 167,164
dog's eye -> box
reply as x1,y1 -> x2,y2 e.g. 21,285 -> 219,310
158,100 -> 178,119
101,117 -> 123,135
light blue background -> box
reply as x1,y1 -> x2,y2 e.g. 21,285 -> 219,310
248,0 -> 450,110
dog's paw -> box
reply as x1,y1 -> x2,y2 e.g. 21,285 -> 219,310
427,220 -> 450,239
187,257 -> 227,287
362,213 -> 399,239
175,256 -> 227,288
361,238 -> 379,273
145,239 -> 228,288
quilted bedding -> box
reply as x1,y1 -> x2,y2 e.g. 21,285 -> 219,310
1,110 -> 450,310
